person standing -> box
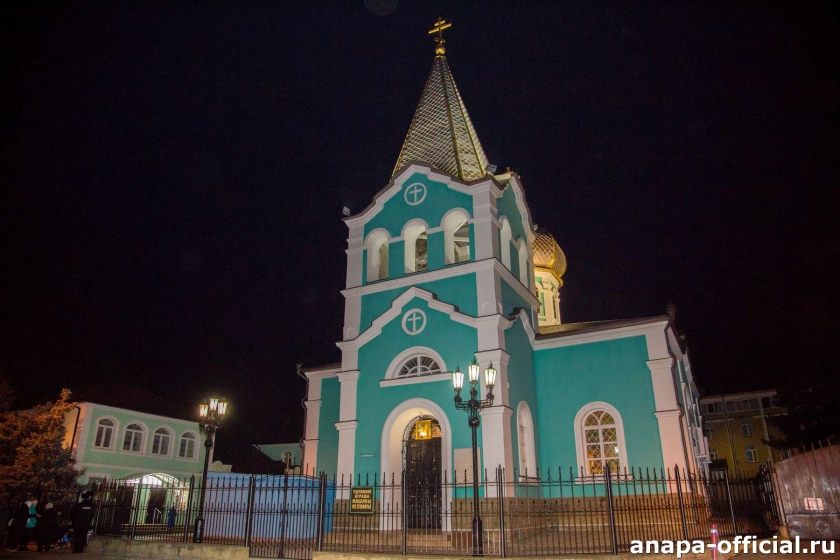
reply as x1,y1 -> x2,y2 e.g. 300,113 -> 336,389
166,506 -> 176,532
70,492 -> 96,554
5,499 -> 35,551
0,502 -> 10,549
36,503 -> 61,551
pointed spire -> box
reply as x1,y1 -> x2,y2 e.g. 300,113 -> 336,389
393,21 -> 489,182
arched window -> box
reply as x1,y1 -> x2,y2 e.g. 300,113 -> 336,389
517,402 -> 537,479
575,403 -> 627,476
443,210 -> 470,265
179,432 -> 197,459
151,428 -> 172,455
365,230 -> 389,281
398,355 -> 442,378
94,418 -> 116,449
122,423 -> 145,453
403,222 -> 428,273
500,219 -> 512,269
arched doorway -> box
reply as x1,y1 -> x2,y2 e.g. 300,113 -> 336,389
403,416 -> 442,529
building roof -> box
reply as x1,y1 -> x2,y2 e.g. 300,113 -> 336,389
393,54 -> 489,182
536,316 -> 668,339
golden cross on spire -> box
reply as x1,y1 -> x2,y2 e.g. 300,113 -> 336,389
428,17 -> 452,55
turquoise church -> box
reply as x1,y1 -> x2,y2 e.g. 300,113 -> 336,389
300,37 -> 708,489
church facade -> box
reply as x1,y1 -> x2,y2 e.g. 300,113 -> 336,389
300,40 -> 708,485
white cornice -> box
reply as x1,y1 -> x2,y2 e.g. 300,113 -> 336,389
336,286 -> 509,352
379,372 -> 451,388
77,402 -> 196,425
534,320 -> 670,350
303,368 -> 340,381
341,258 -> 495,298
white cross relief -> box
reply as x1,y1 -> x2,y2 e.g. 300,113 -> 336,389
403,182 -> 427,206
402,308 -> 427,335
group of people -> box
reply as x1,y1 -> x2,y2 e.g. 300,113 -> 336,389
0,491 -> 96,553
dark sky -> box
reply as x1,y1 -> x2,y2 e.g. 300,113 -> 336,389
2,2 -> 838,463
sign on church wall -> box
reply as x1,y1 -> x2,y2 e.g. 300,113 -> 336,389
350,487 -> 374,514
454,447 -> 481,483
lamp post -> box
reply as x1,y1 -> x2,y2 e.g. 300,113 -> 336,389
193,397 -> 228,543
452,358 -> 497,557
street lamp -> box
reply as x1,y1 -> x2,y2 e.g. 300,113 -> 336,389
452,357 -> 496,556
193,397 -> 228,543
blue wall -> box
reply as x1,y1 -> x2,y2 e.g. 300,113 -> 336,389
533,335 -> 664,470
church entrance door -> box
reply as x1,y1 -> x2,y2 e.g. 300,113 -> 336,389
403,416 -> 442,530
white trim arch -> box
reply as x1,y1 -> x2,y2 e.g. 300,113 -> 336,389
499,218 -> 513,269
364,228 -> 390,282
441,208 -> 471,265
402,219 -> 430,273
385,346 -> 448,380
516,401 -> 537,479
380,398 -> 453,531
574,402 -> 628,476
151,425 -> 175,457
121,421 -> 148,454
178,430 -> 200,460
93,416 -> 119,450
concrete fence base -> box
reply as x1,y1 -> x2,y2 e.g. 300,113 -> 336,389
86,536 -> 250,560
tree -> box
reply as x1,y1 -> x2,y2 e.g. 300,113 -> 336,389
0,388 -> 82,501
767,381 -> 840,449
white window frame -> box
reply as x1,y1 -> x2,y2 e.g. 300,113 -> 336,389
402,219 -> 429,274
380,346 -> 449,387
517,401 -> 538,482
745,445 -> 757,463
93,417 -> 118,450
441,208 -> 471,265
151,426 -> 174,456
741,419 -> 753,437
709,447 -> 719,460
122,422 -> 147,454
704,426 -> 715,440
574,402 -> 629,478
364,229 -> 390,282
178,431 -> 199,460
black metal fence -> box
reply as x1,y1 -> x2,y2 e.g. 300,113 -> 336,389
55,465 -> 777,559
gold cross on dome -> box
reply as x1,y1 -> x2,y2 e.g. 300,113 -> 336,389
428,18 -> 452,54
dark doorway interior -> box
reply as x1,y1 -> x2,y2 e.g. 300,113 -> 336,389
145,487 -> 167,523
404,416 -> 442,529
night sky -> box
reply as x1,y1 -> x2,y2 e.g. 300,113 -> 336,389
2,2 -> 838,464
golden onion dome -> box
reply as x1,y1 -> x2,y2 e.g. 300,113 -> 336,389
532,228 -> 567,281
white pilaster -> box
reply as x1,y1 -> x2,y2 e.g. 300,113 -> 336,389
301,400 -> 322,473
345,224 -> 364,289
480,406 -> 514,496
475,267 -> 502,316
647,357 -> 688,473
338,370 -> 360,422
335,420 -> 359,483
474,349 -> 514,490
343,293 -> 362,341
301,439 -> 319,476
335,370 -> 361,481
471,189 -> 499,261
654,410 -> 688,475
